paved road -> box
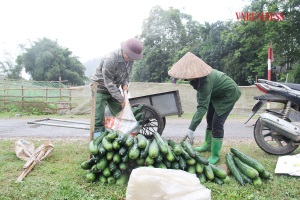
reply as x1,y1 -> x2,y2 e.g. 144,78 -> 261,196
0,116 -> 257,141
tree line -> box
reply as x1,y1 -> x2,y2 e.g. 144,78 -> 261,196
131,0 -> 300,86
1,0 -> 299,86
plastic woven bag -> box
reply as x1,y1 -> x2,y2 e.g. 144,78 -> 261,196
275,153 -> 300,176
15,140 -> 35,162
105,93 -> 139,134
126,167 -> 211,200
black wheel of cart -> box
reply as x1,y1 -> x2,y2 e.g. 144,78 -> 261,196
162,117 -> 166,130
131,103 -> 165,139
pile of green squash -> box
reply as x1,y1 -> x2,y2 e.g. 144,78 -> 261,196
225,148 -> 273,186
80,129 -> 229,185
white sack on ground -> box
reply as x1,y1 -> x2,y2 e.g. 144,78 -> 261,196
126,167 -> 211,200
275,153 -> 300,176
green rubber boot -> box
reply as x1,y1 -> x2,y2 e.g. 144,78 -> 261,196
194,130 -> 212,152
208,138 -> 223,164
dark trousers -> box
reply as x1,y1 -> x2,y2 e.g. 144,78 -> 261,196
94,92 -> 122,132
206,103 -> 232,138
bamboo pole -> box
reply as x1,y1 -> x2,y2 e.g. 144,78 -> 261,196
59,76 -> 62,101
21,85 -> 24,110
0,95 -> 70,98
90,82 -> 98,142
0,88 -> 70,90
46,87 -> 48,103
69,87 -> 72,100
3,78 -> 6,103
4,78 -> 67,83
68,85 -> 72,112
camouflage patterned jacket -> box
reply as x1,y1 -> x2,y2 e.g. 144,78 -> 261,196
91,49 -> 133,102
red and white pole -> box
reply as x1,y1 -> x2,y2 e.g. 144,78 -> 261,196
268,45 -> 273,81
267,44 -> 273,109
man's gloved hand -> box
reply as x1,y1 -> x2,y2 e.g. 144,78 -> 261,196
183,129 -> 194,145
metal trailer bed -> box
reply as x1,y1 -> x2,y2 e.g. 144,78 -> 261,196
129,90 -> 183,137
28,90 -> 183,137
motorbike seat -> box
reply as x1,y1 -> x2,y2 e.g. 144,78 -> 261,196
283,83 -> 300,91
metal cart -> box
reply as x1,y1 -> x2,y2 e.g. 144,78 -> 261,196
28,90 -> 183,138
129,90 -> 183,138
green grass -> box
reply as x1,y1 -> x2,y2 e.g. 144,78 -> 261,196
1,139 -> 299,200
0,139 -> 126,200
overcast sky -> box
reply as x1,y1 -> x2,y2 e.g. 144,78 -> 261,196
0,0 -> 249,63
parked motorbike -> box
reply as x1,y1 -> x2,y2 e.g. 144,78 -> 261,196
245,79 -> 300,155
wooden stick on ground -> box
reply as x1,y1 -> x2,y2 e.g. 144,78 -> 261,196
15,141 -> 52,183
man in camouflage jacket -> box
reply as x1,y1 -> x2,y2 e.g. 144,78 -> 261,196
91,38 -> 143,136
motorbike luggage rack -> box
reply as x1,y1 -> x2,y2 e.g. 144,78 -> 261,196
253,93 -> 287,103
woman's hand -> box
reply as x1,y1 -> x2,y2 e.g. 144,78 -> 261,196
121,100 -> 126,108
183,129 -> 194,144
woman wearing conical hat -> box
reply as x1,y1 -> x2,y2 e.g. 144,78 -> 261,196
168,52 -> 241,164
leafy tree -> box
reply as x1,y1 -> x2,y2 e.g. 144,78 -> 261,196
131,6 -> 202,82
288,62 -> 300,82
132,1 -> 300,85
268,0 -> 300,81
198,21 -> 231,72
220,0 -> 300,84
221,20 -> 268,85
16,38 -> 87,85
0,53 -> 22,79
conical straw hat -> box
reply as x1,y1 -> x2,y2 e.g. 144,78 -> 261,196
168,52 -> 213,79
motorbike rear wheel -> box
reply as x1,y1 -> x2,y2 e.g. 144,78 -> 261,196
254,114 -> 298,155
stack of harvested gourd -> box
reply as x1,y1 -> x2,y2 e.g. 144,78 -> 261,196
131,104 -> 144,124
225,148 -> 272,186
81,129 -> 229,185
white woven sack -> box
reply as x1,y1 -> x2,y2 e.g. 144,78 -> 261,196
126,167 -> 211,200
